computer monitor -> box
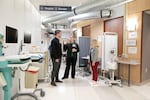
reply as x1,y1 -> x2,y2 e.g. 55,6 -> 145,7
24,32 -> 31,43
6,26 -> 18,43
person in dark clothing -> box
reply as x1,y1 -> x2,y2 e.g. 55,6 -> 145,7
50,30 -> 63,86
62,36 -> 79,79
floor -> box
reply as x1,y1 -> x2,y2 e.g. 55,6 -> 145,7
37,77 -> 150,100
18,63 -> 150,100
36,63 -> 150,100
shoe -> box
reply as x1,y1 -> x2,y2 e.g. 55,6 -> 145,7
62,77 -> 68,80
55,80 -> 63,83
72,77 -> 75,79
51,82 -> 57,86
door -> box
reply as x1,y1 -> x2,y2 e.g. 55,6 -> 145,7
82,25 -> 91,36
142,11 -> 150,81
104,17 -> 124,56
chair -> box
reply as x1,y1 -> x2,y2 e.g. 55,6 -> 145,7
77,58 -> 90,77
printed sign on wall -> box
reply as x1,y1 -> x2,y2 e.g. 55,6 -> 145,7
128,32 -> 137,39
128,47 -> 137,54
40,5 -> 72,12
126,40 -> 137,46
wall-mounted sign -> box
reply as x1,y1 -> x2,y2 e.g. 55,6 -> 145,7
40,5 -> 72,12
128,47 -> 137,54
128,32 -> 137,39
126,40 -> 137,46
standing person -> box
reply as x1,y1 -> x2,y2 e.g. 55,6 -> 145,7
90,39 -> 99,81
62,36 -> 79,79
50,30 -> 63,86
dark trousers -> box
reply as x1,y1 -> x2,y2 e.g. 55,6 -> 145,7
91,62 -> 99,81
63,57 -> 77,78
51,58 -> 61,82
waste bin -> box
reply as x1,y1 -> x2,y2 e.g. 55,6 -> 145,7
25,66 -> 39,88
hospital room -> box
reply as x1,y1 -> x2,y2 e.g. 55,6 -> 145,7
0,0 -> 150,100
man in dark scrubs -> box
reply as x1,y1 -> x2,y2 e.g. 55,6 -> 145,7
62,36 -> 79,79
50,30 -> 63,86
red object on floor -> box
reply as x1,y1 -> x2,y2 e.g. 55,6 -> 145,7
91,62 -> 99,81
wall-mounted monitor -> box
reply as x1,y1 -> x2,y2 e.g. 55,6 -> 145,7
6,26 -> 18,43
100,9 -> 112,18
24,32 -> 31,43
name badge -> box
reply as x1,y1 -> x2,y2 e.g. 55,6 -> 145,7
72,44 -> 76,48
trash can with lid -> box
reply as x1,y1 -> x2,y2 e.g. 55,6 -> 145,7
25,66 -> 39,88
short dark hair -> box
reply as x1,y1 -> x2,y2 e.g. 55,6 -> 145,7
54,30 -> 61,36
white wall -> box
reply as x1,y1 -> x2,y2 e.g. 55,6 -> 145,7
0,0 -> 41,99
0,0 -> 41,56
41,29 -> 72,51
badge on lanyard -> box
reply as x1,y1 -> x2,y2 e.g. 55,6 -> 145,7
72,44 -> 76,48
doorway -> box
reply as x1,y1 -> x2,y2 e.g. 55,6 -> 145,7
82,25 -> 91,36
141,10 -> 150,82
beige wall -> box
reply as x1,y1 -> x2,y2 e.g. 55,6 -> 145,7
76,19 -> 104,57
75,0 -> 150,84
127,0 -> 150,14
122,0 -> 150,84
125,12 -> 142,59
